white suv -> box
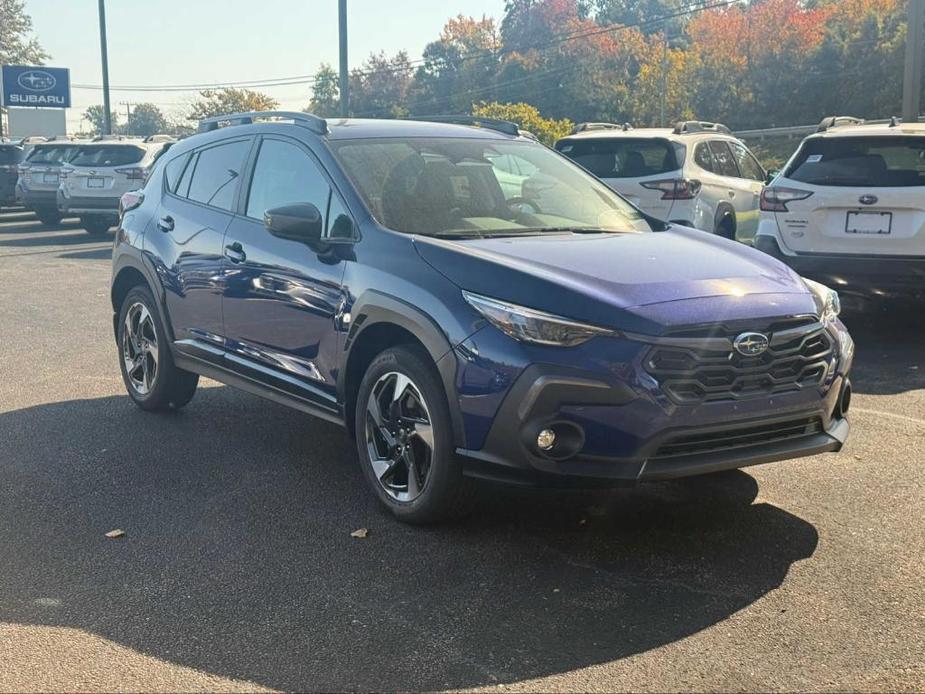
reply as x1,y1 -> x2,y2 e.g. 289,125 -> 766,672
755,117 -> 925,299
58,135 -> 174,235
555,121 -> 767,241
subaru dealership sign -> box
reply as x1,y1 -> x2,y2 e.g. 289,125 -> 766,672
1,65 -> 71,108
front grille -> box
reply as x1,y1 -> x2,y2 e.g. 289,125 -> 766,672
652,416 -> 823,459
645,319 -> 833,404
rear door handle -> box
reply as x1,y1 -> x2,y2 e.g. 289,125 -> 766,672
157,215 -> 174,232
224,242 -> 247,264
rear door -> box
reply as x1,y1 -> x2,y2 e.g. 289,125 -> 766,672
727,140 -> 765,240
773,134 -> 925,256
707,140 -> 758,236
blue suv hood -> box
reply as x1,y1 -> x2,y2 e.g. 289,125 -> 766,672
415,227 -> 817,333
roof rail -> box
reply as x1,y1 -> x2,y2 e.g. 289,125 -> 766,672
407,115 -> 521,137
143,134 -> 176,143
197,111 -> 328,135
673,120 -> 732,135
91,134 -> 138,142
816,116 -> 864,132
571,122 -> 624,134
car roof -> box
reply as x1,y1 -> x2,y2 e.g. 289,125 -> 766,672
321,118 -> 525,141
807,122 -> 925,139
557,128 -> 741,144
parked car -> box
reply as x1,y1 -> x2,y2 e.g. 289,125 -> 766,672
555,121 -> 767,242
756,116 -> 925,299
0,142 -> 25,212
58,135 -> 175,235
111,112 -> 853,524
18,139 -> 85,225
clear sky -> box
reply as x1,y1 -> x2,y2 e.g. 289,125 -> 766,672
24,0 -> 508,131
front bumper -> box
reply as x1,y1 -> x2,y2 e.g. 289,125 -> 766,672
453,321 -> 853,488
755,234 -> 925,297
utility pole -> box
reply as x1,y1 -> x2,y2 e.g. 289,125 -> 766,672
338,0 -> 349,118
120,101 -> 134,123
902,0 -> 924,122
98,0 -> 113,135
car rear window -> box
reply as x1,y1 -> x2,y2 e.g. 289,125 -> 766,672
70,145 -> 146,168
26,145 -> 81,165
785,136 -> 925,187
555,137 -> 685,178
0,146 -> 24,164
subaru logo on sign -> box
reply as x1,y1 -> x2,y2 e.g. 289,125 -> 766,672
733,332 -> 769,356
17,70 -> 57,92
858,194 -> 878,205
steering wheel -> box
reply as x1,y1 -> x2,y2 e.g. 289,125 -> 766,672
505,196 -> 542,215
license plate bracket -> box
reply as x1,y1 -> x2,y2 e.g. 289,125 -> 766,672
42,173 -> 59,184
87,176 -> 105,189
845,210 -> 892,235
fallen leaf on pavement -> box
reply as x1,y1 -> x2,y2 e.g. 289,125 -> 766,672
350,528 -> 369,539
104,529 -> 125,539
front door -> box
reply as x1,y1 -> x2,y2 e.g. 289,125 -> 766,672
221,136 -> 352,410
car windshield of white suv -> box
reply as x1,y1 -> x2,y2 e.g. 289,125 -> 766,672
70,145 -> 146,168
786,136 -> 925,187
332,138 -> 651,237
555,137 -> 685,179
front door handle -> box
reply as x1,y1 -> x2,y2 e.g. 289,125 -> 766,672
224,242 -> 247,263
157,215 -> 174,232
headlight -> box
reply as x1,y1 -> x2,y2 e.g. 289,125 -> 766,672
803,278 -> 841,322
463,291 -> 616,347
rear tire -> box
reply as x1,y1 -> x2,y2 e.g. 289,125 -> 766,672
35,208 -> 62,226
354,345 -> 475,524
117,285 -> 199,412
81,215 -> 114,236
715,213 -> 736,240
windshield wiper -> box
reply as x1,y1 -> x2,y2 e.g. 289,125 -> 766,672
429,230 -> 485,239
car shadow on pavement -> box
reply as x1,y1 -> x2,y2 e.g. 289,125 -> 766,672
0,229 -> 101,249
841,302 -> 925,395
0,389 -> 818,691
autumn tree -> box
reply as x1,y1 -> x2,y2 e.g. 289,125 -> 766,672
188,88 -> 278,121
349,51 -> 414,118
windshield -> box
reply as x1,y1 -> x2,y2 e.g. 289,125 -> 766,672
786,136 -> 925,187
26,145 -> 82,165
70,145 -> 146,168
555,137 -> 685,179
331,138 -> 651,236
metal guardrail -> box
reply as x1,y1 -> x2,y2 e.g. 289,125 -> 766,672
734,116 -> 925,140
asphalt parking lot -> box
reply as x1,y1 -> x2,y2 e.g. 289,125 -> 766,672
0,208 -> 923,693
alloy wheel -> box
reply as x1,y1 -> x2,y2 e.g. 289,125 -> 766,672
365,371 -> 434,502
122,302 -> 159,395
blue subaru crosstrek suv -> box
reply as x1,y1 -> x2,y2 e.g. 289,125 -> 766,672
111,112 -> 854,523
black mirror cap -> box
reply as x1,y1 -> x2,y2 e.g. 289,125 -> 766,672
264,203 -> 323,242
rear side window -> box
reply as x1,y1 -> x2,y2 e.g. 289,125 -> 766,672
185,139 -> 251,211
70,145 -> 146,167
785,136 -> 925,187
693,142 -> 714,172
729,142 -> 765,181
708,141 -> 739,177
556,138 -> 685,178
0,146 -> 24,164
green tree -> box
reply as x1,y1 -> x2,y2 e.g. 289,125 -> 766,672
83,105 -> 118,136
308,63 -> 340,117
0,0 -> 49,65
187,88 -> 278,121
472,101 -> 573,145
122,103 -> 169,137
349,51 -> 414,118
588,0 -> 694,36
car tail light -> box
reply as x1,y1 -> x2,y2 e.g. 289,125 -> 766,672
640,178 -> 702,200
760,186 -> 813,212
119,190 -> 144,216
115,166 -> 146,180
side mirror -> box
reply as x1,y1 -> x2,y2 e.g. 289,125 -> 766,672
765,169 -> 779,185
264,203 -> 323,243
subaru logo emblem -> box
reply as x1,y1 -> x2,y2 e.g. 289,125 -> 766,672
858,194 -> 878,205
17,70 -> 57,92
733,332 -> 769,356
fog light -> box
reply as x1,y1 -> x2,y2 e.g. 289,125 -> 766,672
537,428 -> 556,451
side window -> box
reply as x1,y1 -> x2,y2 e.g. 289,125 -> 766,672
246,139 -> 330,222
164,151 -> 191,193
694,143 -> 715,172
708,141 -> 739,178
186,139 -> 251,211
730,142 -> 765,181
326,191 -> 355,239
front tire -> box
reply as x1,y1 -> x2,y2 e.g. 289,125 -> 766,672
81,215 -> 115,236
117,285 -> 198,411
354,345 -> 475,524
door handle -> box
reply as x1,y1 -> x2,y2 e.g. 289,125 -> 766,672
224,242 -> 247,264
157,215 -> 174,232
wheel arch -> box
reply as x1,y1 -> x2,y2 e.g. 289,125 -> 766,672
110,253 -> 171,341
714,202 -> 737,238
339,291 -> 465,447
